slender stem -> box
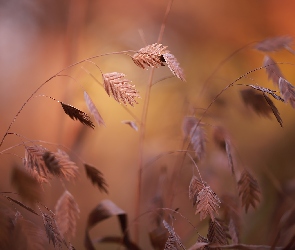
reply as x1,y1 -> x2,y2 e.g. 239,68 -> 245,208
135,68 -> 155,243
157,0 -> 174,44
134,0 -> 174,243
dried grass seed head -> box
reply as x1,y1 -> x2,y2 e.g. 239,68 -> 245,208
55,190 -> 80,238
132,43 -> 185,81
255,36 -> 293,52
132,43 -> 169,69
103,72 -> 140,106
238,169 -> 261,213
263,56 -> 284,87
279,77 -> 295,108
195,186 -> 221,221
162,53 -> 186,81
189,175 -> 205,206
43,150 -> 79,181
24,145 -> 51,183
182,116 -> 206,161
60,102 -> 94,129
84,91 -> 105,126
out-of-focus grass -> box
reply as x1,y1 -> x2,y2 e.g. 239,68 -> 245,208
1,1 -> 295,249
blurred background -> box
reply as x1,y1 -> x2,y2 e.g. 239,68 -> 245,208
1,0 -> 295,249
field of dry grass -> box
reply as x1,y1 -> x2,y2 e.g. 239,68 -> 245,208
1,1 -> 295,249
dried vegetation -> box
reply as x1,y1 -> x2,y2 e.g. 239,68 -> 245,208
0,3 -> 295,250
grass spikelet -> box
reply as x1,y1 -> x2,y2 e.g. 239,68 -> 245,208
189,175 -> 204,206
102,72 -> 140,106
248,85 -> 284,102
254,36 -> 293,52
207,219 -> 230,247
24,145 -> 50,184
84,164 -> 108,194
263,93 -> 283,127
163,220 -> 185,250
132,43 -> 168,69
183,117 -> 206,161
60,102 -> 94,129
237,169 -> 261,213
84,91 -> 105,126
43,150 -> 78,181
195,186 -> 221,221
162,53 -> 186,81
41,212 -> 63,248
55,190 -> 80,239
263,56 -> 284,86
279,77 -> 295,108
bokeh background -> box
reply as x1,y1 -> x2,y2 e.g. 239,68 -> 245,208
1,0 -> 295,249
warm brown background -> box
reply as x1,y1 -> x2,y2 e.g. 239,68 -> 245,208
1,0 -> 295,249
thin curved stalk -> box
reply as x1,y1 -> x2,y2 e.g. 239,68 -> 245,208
134,0 -> 174,243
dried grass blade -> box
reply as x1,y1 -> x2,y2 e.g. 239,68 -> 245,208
279,77 -> 295,108
263,93 -> 283,127
84,91 -> 105,126
195,186 -> 221,221
263,56 -> 284,86
84,164 -> 108,194
132,43 -> 168,69
254,36 -> 293,52
60,102 -> 94,129
103,72 -> 140,106
5,196 -> 38,216
55,190 -> 80,239
237,169 -> 261,213
85,199 -> 136,250
162,53 -> 186,81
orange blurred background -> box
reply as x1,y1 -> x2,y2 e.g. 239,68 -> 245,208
1,0 -> 295,249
